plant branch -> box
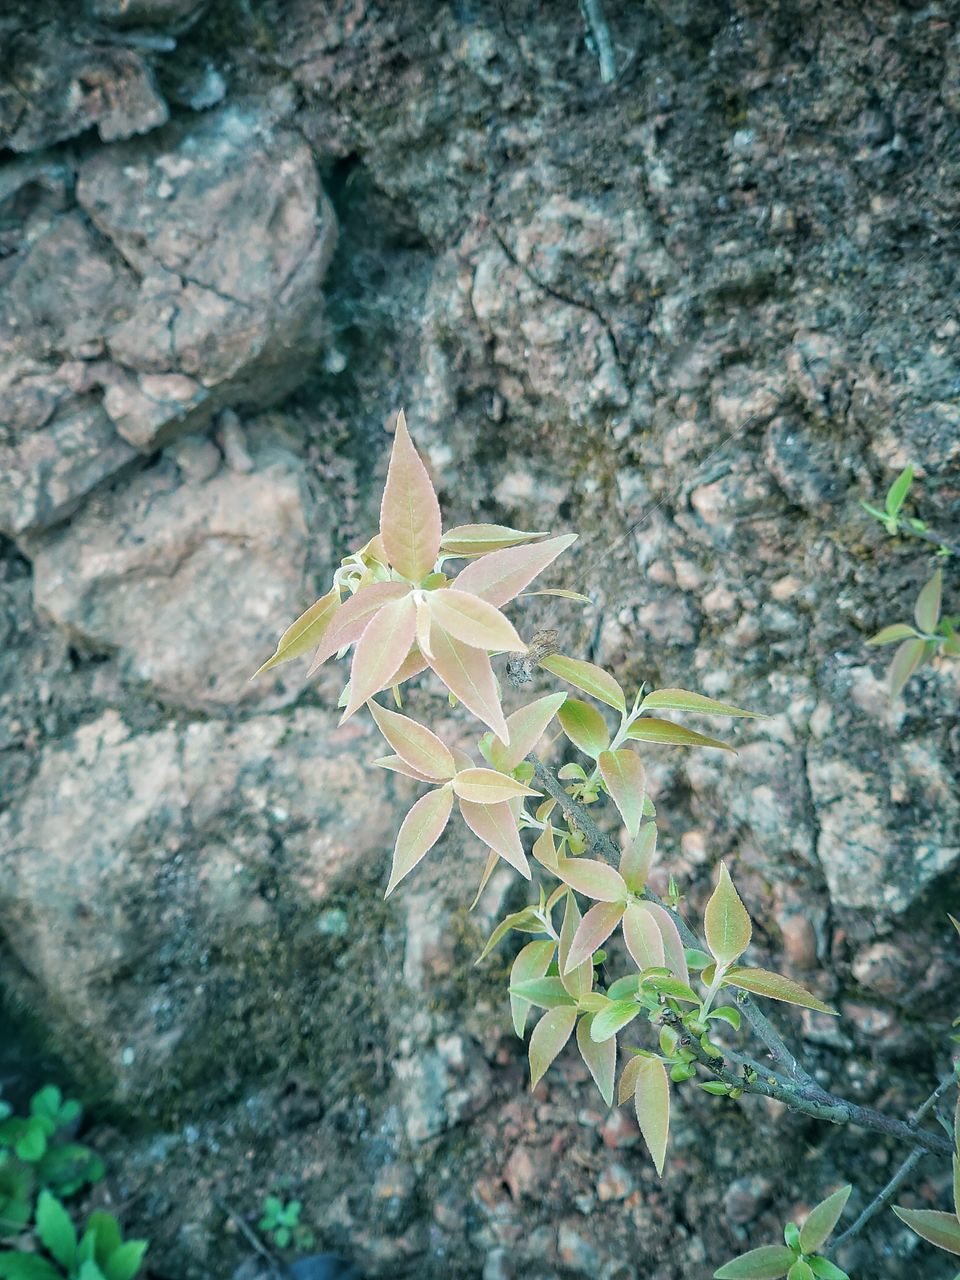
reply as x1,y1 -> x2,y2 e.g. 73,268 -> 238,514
580,0 -> 617,83
897,521 -> 960,558
529,756 -> 812,1084
832,1070 -> 959,1248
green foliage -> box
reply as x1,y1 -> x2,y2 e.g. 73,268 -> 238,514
257,1197 -> 314,1252
714,1186 -> 852,1278
0,1192 -> 146,1280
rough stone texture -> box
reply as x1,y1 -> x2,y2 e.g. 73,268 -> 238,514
1,2 -> 959,1278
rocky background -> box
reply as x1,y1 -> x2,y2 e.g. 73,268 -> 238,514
1,1 -> 959,1277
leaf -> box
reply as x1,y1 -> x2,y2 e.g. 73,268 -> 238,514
0,1256 -> 65,1280
621,823 -> 657,893
557,698 -> 611,757
622,903 -> 666,971
640,688 -> 763,718
452,768 -> 538,804
709,1006 -> 741,1030
384,784 -> 454,897
253,589 -> 340,678
440,524 -> 548,556
103,1241 -> 149,1280
633,1056 -> 670,1177
554,857 -> 627,903
487,693 -> 567,771
426,628 -> 510,741
915,570 -> 943,633
889,637 -> 927,698
428,588 -> 525,652
704,862 -> 753,966
618,1053 -> 646,1103
15,1122 -> 46,1161
713,1246 -> 798,1279
806,1259 -> 849,1280
787,1261 -> 814,1280
85,1212 -> 121,1267
477,908 -> 544,963
538,655 -> 626,714
643,902 -> 690,984
36,1190 -> 77,1270
509,940 -> 556,1036
341,595 -> 418,721
453,534 -> 578,607
598,749 -> 646,838
891,1207 -> 960,1256
626,718 -> 736,753
529,1007 -> 578,1088
378,409 -> 442,582
306,581 -> 411,674
564,901 -> 627,973
865,623 -> 920,647
722,967 -> 838,1016
459,799 -> 530,877
558,892 -> 592,999
367,701 -> 455,779
577,1015 -> 616,1107
885,463 -> 914,517
510,977 -> 576,1010
955,1153 -> 960,1221
799,1185 -> 852,1254
519,588 -> 592,603
591,1000 -> 641,1042
372,754 -> 443,783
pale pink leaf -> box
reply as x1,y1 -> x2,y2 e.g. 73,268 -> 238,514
529,1006 -> 578,1089
469,850 -> 500,910
642,902 -> 689,984
620,823 -> 657,894
378,645 -> 428,692
385,784 -> 454,897
428,588 -> 525,651
487,692 -> 567,771
453,534 -> 578,607
598,748 -> 646,838
563,900 -> 626,972
577,1014 -> 616,1107
554,857 -> 627,902
426,627 -> 509,741
415,594 -> 434,659
634,1056 -> 671,1177
341,594 -> 417,721
622,902 -> 665,971
371,754 -> 441,784
367,701 -> 456,780
306,581 -> 410,675
379,408 -> 442,582
452,768 -> 538,804
459,799 -> 530,877
441,524 -> 549,556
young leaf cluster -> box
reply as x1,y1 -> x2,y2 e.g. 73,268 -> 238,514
715,1185 -> 852,1279
258,1197 -> 314,1252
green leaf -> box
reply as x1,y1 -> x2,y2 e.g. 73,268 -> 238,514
685,949 -> 713,970
700,1081 -> 731,1097
477,908 -> 545,963
704,862 -> 752,966
892,1207 -> 960,1256
538,654 -> 626,714
915,570 -> 943,633
15,1123 -> 47,1162
626,718 -> 736,753
708,1006 -> 742,1030
529,1006 -> 577,1088
440,524 -> 548,556
509,977 -> 576,1010
866,623 -> 921,647
576,1015 -> 616,1107
799,1185 -> 852,1254
103,1243 -> 148,1280
722,966 -> 838,1016
787,1262 -> 814,1280
885,463 -> 914,517
806,1259 -> 849,1280
598,749 -> 645,838
620,823 -> 657,893
85,1213 -> 121,1268
713,1245 -> 798,1279
633,1056 -> 670,1177
639,688 -> 764,718
36,1190 -> 77,1270
591,1000 -> 641,1043
30,1087 -> 61,1119
558,892 -> 593,999
0,1256 -> 65,1280
510,941 -> 557,1036
253,588 -> 340,678
888,636 -> 927,698
557,698 -> 611,758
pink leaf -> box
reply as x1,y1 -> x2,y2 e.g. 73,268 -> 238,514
577,1014 -> 616,1107
554,857 -> 627,902
426,627 -> 510,741
642,902 -> 689,984
633,1056 -> 671,1177
563,900 -> 626,972
367,701 -> 456,780
341,594 -> 417,721
453,534 -> 578,607
428,588 -> 525,651
452,768 -> 538,804
371,755 -> 442,784
385,784 -> 454,897
379,408 -> 442,582
529,1006 -> 578,1088
622,903 -> 665,971
598,748 -> 646,838
377,644 -> 428,692
487,692 -> 568,772
306,581 -> 410,675
459,798 -> 530,877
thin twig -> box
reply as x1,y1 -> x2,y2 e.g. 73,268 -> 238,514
832,1070 -> 959,1248
214,1194 -> 285,1279
530,756 -> 812,1084
580,0 -> 617,84
896,521 -> 960,559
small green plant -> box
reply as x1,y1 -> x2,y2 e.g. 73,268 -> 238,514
0,1191 -> 147,1280
257,1196 -> 314,1251
862,464 -> 959,696
715,1184 -> 852,1279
